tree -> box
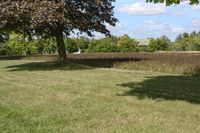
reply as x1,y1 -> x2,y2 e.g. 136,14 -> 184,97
36,37 -> 57,54
190,31 -> 197,37
0,31 -> 9,55
175,34 -> 183,42
88,36 -> 118,53
158,35 -> 171,50
148,36 -> 171,52
148,38 -> 159,52
173,31 -> 200,51
183,32 -> 189,38
75,37 -> 90,53
0,0 -> 117,62
117,34 -> 139,52
6,32 -> 37,55
65,38 -> 78,54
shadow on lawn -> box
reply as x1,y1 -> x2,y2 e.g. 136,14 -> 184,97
5,58 -> 144,71
117,75 -> 200,104
5,61 -> 93,71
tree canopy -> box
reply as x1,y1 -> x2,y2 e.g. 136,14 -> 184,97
0,0 -> 117,61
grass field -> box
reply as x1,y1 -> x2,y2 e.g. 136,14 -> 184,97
1,59 -> 200,133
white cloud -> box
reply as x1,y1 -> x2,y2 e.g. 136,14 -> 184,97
144,20 -> 163,25
192,5 -> 200,10
106,23 -> 123,31
119,2 -> 166,16
171,27 -> 184,33
192,19 -> 200,27
173,11 -> 185,17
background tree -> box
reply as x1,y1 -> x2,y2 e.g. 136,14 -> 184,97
148,36 -> 171,52
0,31 -> 9,55
64,38 -> 78,54
6,32 -> 37,55
173,31 -> 200,51
88,36 -> 118,53
117,34 -> 139,52
36,37 -> 57,54
0,0 -> 117,61
75,37 -> 90,53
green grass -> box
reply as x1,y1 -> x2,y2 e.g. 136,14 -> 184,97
1,60 -> 200,133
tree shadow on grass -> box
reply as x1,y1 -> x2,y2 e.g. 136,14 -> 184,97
5,61 -> 93,71
117,75 -> 200,104
66,58 -> 144,68
5,57 -> 145,71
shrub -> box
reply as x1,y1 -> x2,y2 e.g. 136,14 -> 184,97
93,42 -> 119,53
0,42 -> 7,55
65,38 -> 78,54
87,37 -> 119,53
6,32 -> 38,55
148,36 -> 171,52
117,34 -> 139,52
75,37 -> 89,53
0,48 -> 7,55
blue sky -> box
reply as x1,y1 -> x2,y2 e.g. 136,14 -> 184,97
95,0 -> 200,41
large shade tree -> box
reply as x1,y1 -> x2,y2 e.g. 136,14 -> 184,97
0,0 -> 117,61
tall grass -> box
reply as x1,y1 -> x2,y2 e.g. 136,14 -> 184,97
1,52 -> 200,76
67,53 -> 200,76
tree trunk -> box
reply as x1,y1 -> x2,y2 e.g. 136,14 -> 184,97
55,31 -> 67,63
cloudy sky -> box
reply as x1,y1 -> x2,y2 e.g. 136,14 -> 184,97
97,0 -> 200,41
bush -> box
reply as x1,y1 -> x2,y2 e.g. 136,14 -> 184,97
148,36 -> 171,52
65,38 -> 78,54
87,37 -> 119,53
117,34 -> 139,52
93,42 -> 119,53
6,32 -> 38,55
0,42 -> 7,55
75,37 -> 89,53
173,32 -> 200,51
0,48 -> 7,55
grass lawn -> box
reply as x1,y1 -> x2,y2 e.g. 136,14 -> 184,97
0,60 -> 200,133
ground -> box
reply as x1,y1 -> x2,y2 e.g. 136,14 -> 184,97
0,60 -> 200,133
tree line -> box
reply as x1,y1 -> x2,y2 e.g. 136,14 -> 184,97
1,31 -> 200,55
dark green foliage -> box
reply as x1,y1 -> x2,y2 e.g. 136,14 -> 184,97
36,37 -> 57,54
3,32 -> 58,55
93,42 -> 118,53
0,43 -> 7,55
5,32 -> 37,55
0,31 -> 9,55
75,37 -> 89,53
65,38 -> 78,54
148,38 -> 159,52
173,32 -> 200,51
88,36 -> 119,53
148,36 -> 171,52
117,34 -> 139,52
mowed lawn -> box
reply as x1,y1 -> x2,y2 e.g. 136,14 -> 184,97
0,60 -> 200,133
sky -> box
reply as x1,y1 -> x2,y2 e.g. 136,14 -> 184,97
95,0 -> 200,41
